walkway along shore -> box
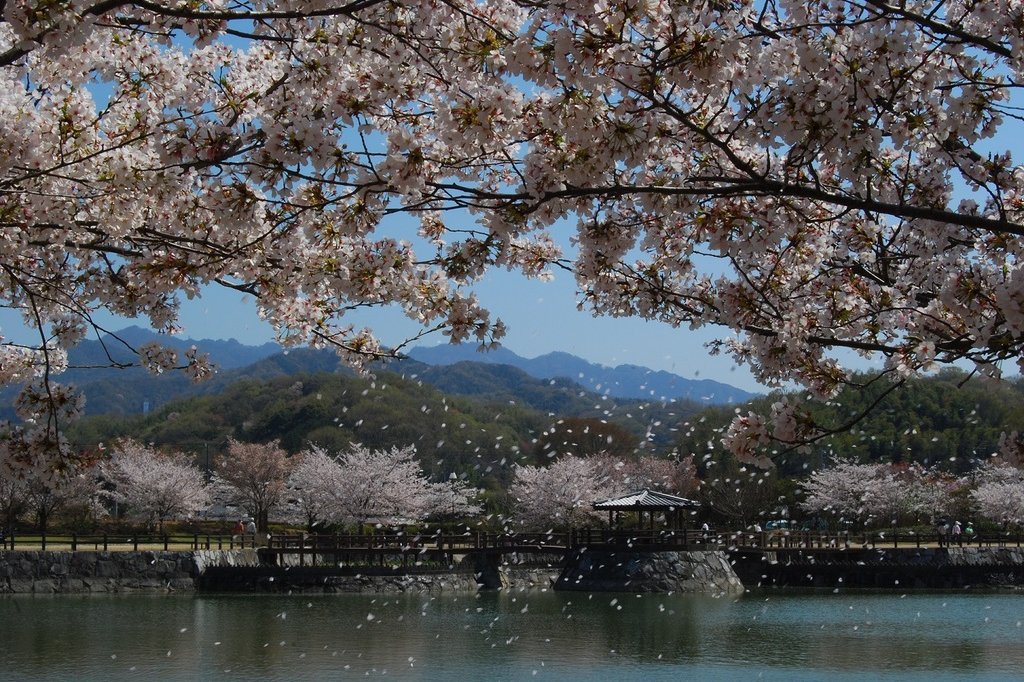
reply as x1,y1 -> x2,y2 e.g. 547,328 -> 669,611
4,529 -> 1024,593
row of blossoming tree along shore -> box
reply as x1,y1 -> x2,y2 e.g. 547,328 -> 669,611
2,0 -> 1024,480
3,439 -> 1024,536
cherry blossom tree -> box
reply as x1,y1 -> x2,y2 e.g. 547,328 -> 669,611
970,463 -> 1024,526
899,464 -> 966,521
215,439 -> 292,532
329,444 -> 479,528
285,446 -> 344,532
595,453 -> 699,497
802,457 -> 1024,528
510,455 -> 614,529
800,458 -> 904,526
15,457 -> 102,534
100,438 -> 210,531
972,482 -> 1024,527
698,462 -> 780,529
0,467 -> 26,531
2,1 -> 1024,469
428,472 -> 483,522
285,443 -> 479,531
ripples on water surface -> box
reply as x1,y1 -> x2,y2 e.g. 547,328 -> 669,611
2,589 -> 1023,680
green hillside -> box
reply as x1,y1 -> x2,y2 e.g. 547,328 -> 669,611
670,369 -> 1024,477
64,364 -> 1024,499
67,367 -> 703,488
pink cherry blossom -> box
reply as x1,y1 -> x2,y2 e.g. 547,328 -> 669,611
287,443 -> 480,529
101,438 -> 211,531
0,1 -> 1022,468
510,455 -> 615,529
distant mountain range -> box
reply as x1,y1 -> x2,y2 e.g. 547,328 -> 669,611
62,325 -> 281,372
0,327 -> 756,418
406,344 -> 754,404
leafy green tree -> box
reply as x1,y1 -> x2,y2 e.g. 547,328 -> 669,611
531,417 -> 640,464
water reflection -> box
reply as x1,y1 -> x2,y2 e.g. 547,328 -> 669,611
711,591 -> 1024,675
2,590 -> 1023,680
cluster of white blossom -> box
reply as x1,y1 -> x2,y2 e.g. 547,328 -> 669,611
799,457 -> 1024,526
510,456 -> 613,529
212,439 -> 293,531
970,462 -> 1024,524
100,439 -> 212,530
510,453 -> 696,529
285,444 -> 480,529
1,1 -> 1022,469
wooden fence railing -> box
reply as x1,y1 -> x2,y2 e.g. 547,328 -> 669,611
263,528 -> 1024,554
0,532 -> 261,552
2,528 -> 1020,554
734,528 -> 1024,550
264,530 -> 570,555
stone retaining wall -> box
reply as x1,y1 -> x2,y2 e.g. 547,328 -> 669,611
196,565 -> 482,593
502,567 -> 561,590
731,546 -> 1024,589
555,549 -> 744,593
199,553 -> 563,593
468,551 -> 563,590
18,545 -> 1017,594
0,550 -> 260,594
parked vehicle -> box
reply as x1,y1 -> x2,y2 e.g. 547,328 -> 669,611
763,520 -> 792,531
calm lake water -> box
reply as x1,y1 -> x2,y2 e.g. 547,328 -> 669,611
2,588 -> 1024,680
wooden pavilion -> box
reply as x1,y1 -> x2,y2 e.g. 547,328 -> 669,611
593,489 -> 700,530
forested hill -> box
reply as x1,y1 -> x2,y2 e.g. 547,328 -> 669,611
65,361 -> 1024,489
67,367 -> 705,486
670,369 -> 1024,477
10,327 -> 1024,481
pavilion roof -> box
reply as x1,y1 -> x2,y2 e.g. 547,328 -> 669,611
592,489 -> 700,511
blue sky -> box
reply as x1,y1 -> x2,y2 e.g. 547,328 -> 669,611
0,252 -> 773,392
162,264 -> 771,393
